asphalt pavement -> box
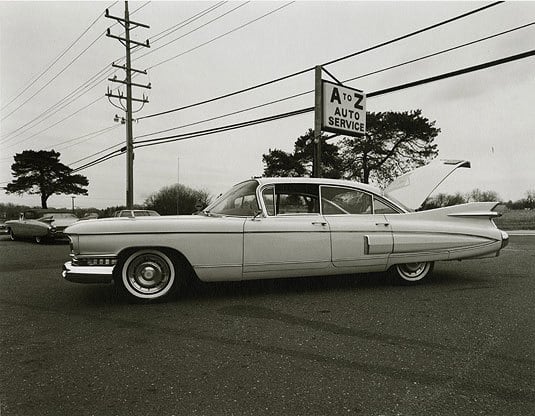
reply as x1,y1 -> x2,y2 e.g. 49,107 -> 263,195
0,235 -> 534,416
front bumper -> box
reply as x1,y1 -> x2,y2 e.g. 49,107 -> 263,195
62,261 -> 114,284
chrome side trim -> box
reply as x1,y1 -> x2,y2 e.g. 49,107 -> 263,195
364,235 -> 370,255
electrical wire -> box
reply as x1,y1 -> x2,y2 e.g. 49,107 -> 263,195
138,1 -> 503,121
69,141 -> 124,168
0,1 -> 116,114
146,2 -> 293,71
0,64 -> 112,145
134,2 -> 249,62
1,32 -> 105,123
149,1 -> 227,44
0,1 -> 147,137
52,125 -> 121,151
135,19 -> 535,141
2,96 -> 105,150
70,46 -> 535,172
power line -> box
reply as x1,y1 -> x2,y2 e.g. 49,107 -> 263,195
146,1 -> 293,70
149,1 -> 227,44
135,2 -> 248,63
2,96 -> 105,150
138,1 -> 503,121
367,49 -> 535,98
72,47 -> 535,173
1,31 -> 105,123
136,108 -> 312,148
135,48 -> 535,150
0,2 -> 151,144
0,65 -> 112,145
69,141 -> 124,168
0,1 -> 116,114
52,125 -> 121,151
135,19 -> 534,141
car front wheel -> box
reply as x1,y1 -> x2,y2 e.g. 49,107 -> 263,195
119,249 -> 178,301
392,261 -> 434,285
8,229 -> 16,241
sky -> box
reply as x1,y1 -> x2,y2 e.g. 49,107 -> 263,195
1,0 -> 534,209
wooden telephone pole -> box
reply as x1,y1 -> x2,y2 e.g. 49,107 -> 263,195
105,1 -> 150,209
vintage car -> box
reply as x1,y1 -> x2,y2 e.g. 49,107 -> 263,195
6,210 -> 79,243
62,160 -> 508,301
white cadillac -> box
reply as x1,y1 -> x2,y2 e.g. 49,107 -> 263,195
62,160 -> 509,301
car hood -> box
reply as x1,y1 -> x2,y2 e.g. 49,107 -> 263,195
64,214 -> 244,235
384,159 -> 471,211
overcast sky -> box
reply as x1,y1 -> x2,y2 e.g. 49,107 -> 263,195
1,1 -> 534,209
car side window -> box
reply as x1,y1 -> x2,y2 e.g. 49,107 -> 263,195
262,186 -> 275,216
262,184 -> 320,216
373,198 -> 399,214
321,186 -> 372,215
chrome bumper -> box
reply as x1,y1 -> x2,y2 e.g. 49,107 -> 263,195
62,261 -> 114,284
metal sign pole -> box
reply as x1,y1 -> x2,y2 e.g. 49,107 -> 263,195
313,65 -> 323,178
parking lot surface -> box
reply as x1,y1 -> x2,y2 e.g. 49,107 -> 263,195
1,235 -> 534,415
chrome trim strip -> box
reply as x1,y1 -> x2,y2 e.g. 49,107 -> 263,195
193,264 -> 242,269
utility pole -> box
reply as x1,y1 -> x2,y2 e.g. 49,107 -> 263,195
105,1 -> 150,209
313,65 -> 323,178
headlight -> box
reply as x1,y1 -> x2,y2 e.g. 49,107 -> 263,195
68,235 -> 79,254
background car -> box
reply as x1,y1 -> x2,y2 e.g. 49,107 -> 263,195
5,210 -> 79,243
62,160 -> 508,302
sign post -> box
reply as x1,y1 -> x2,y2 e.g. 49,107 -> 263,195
313,69 -> 366,177
313,66 -> 323,177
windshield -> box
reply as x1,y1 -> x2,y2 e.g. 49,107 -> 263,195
206,180 -> 260,217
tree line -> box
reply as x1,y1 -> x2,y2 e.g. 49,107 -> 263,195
4,109 -> 532,217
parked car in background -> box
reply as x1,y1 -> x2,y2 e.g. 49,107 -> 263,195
62,160 -> 508,302
6,210 -> 79,243
113,210 -> 160,218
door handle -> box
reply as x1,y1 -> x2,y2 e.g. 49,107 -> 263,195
312,221 -> 327,226
375,222 -> 389,227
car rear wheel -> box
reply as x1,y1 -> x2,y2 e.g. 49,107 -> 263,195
119,249 -> 178,301
392,261 -> 434,285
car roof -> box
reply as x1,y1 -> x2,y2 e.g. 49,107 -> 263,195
254,177 -> 383,195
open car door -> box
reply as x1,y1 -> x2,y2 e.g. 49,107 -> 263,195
384,159 -> 471,211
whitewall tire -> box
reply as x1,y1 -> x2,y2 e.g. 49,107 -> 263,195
120,249 -> 178,301
392,261 -> 434,285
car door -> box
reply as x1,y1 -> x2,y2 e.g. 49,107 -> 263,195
243,183 -> 331,278
321,186 -> 394,272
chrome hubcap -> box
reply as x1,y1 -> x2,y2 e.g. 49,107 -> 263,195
126,254 -> 171,294
397,262 -> 429,280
